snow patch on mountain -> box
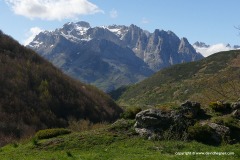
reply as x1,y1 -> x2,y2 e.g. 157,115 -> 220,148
100,25 -> 129,39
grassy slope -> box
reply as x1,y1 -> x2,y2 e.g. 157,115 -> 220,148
0,126 -> 239,160
116,50 -> 240,106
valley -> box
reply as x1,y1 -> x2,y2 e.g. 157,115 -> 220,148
0,22 -> 240,160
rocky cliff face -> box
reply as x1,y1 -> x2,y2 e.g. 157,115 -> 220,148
27,21 -> 203,91
119,27 -> 203,71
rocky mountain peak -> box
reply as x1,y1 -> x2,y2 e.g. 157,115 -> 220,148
75,21 -> 91,28
179,37 -> 189,47
27,21 -> 203,91
153,29 -> 160,35
193,41 -> 210,48
62,22 -> 75,30
234,45 -> 240,49
178,37 -> 195,53
226,43 -> 231,48
62,21 -> 91,30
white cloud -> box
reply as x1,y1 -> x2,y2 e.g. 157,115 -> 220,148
109,9 -> 118,18
141,17 -> 149,24
5,0 -> 103,20
23,27 -> 42,45
194,43 -> 233,57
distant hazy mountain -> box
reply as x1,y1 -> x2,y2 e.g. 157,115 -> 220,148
27,21 -> 203,91
193,41 -> 240,57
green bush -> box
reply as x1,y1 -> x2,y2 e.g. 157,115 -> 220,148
209,101 -> 232,113
188,123 -> 216,145
35,128 -> 71,139
110,119 -> 136,134
31,137 -> 39,146
121,107 -> 142,119
66,151 -> 73,157
212,116 -> 240,130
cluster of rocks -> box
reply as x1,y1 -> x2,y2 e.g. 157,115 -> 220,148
231,101 -> 240,119
134,101 -> 201,140
134,101 -> 239,145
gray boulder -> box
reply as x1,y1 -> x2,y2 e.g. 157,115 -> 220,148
200,122 -> 230,144
134,107 -> 195,139
207,122 -> 230,137
232,102 -> 240,110
134,128 -> 160,140
135,109 -> 173,129
180,101 -> 201,118
134,101 -> 235,144
134,109 -> 173,140
232,109 -> 240,119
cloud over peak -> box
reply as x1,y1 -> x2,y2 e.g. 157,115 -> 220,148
23,27 -> 42,45
5,0 -> 103,20
193,43 -> 234,57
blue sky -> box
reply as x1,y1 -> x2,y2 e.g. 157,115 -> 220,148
1,0 -> 240,46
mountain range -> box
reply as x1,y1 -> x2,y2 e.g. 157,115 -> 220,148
27,21 -> 203,91
0,31 -> 122,146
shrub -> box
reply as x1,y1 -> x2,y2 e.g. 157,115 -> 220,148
188,123 -> 216,145
68,119 -> 92,132
110,119 -> 136,134
35,128 -> 71,139
212,116 -> 240,130
68,119 -> 108,132
66,151 -> 73,157
209,101 -> 232,114
11,142 -> 18,148
121,107 -> 142,119
31,137 -> 39,146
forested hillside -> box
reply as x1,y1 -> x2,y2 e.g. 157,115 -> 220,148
0,31 -> 122,146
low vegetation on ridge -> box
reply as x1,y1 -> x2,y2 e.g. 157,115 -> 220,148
114,50 -> 240,106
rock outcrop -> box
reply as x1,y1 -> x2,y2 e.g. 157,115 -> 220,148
134,101 -> 202,140
134,101 -> 239,144
232,101 -> 240,110
200,122 -> 231,144
232,109 -> 240,119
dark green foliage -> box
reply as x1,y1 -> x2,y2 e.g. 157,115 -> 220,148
188,123 -> 216,145
35,128 -> 71,139
209,101 -> 232,114
222,116 -> 240,130
31,138 -> 39,146
108,86 -> 129,100
66,151 -> 73,157
121,107 -> 142,119
11,142 -> 18,148
0,31 -> 122,146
